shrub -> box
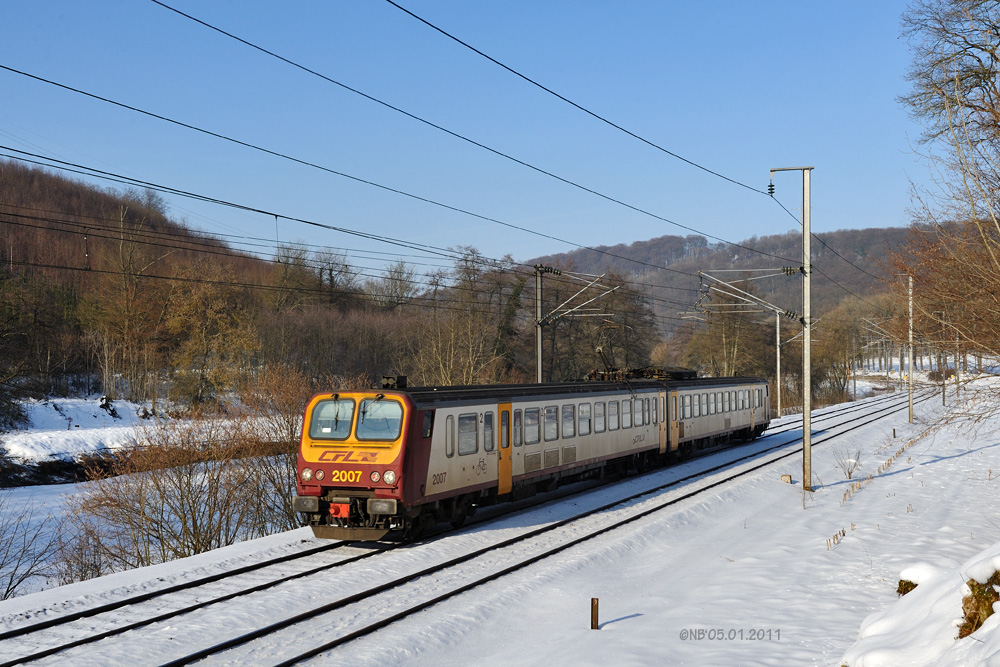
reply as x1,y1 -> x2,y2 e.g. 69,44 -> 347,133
958,571 -> 1000,638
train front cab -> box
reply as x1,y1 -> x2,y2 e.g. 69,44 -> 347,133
293,391 -> 413,540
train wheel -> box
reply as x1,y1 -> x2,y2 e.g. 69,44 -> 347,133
450,496 -> 475,528
403,512 -> 429,541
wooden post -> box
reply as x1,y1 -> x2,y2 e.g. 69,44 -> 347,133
591,598 -> 599,629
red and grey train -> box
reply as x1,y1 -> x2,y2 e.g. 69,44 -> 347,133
293,373 -> 770,540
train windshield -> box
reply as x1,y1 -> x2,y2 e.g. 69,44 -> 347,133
356,397 -> 404,441
309,398 -> 355,440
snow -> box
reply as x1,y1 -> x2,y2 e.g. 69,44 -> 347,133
1,397 -> 151,461
2,377 -> 1000,665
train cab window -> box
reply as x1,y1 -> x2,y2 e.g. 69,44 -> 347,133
579,403 -> 592,436
609,401 -> 620,431
562,404 -> 575,438
308,397 -> 355,440
513,409 -> 522,446
357,398 -> 404,441
458,413 -> 478,455
501,411 -> 510,449
524,408 -> 540,445
544,406 -> 559,441
594,402 -> 606,433
422,411 -> 434,438
446,415 -> 455,458
484,412 -> 495,452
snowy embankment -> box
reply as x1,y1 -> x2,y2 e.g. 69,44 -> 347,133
0,380 -> 999,664
1,397 -> 151,462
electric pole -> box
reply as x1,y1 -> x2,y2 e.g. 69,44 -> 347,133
771,166 -> 813,492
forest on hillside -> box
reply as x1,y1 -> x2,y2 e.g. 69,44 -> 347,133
1,160 -> 958,431
0,161 -> 665,427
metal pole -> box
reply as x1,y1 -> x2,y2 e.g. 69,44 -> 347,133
535,266 -> 543,383
802,168 -> 812,492
771,166 -> 813,492
908,276 -> 913,424
776,311 -> 781,417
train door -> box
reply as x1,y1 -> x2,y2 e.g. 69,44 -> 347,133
658,391 -> 667,454
668,390 -> 680,454
498,403 -> 512,495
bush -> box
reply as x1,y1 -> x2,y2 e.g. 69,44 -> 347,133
958,571 -> 1000,638
0,490 -> 53,598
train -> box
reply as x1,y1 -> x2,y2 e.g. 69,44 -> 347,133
292,371 -> 770,540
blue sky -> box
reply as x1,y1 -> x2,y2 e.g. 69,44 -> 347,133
1,1 -> 924,274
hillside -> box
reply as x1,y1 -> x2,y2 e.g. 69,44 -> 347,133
530,227 -> 907,334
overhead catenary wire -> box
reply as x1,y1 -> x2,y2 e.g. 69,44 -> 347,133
381,1 -> 887,295
131,7 -> 801,265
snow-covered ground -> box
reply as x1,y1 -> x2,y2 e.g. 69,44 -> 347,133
2,378 -> 1000,665
1,396 -> 153,462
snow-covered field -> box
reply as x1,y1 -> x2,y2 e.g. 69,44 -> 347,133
2,378 -> 1000,665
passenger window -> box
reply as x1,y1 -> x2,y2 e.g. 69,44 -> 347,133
683,395 -> 691,419
544,406 -> 559,441
446,415 -> 455,458
609,401 -> 620,431
579,403 -> 592,436
562,404 -> 575,438
652,398 -> 657,424
622,399 -> 632,429
484,412 -> 495,452
501,411 -> 509,449
524,408 -> 540,445
594,402 -> 606,433
644,398 -> 650,425
513,409 -> 522,446
458,413 -> 478,455
693,395 -> 700,418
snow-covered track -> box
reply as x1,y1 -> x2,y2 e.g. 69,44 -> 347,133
0,540 -> 392,667
141,391 -> 938,665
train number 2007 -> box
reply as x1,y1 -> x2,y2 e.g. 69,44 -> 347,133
431,472 -> 447,485
331,470 -> 362,483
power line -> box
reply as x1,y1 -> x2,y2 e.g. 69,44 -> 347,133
137,5 -> 800,264
382,0 -> 765,196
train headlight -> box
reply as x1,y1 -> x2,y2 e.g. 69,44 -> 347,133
370,471 -> 381,483
315,469 -> 325,481
383,470 -> 397,485
301,468 -> 313,482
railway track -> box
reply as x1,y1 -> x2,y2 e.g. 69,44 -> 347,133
0,389 -> 932,665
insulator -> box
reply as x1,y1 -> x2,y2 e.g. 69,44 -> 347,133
768,182 -> 775,196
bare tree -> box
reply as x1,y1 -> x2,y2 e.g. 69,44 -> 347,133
0,491 -> 53,599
